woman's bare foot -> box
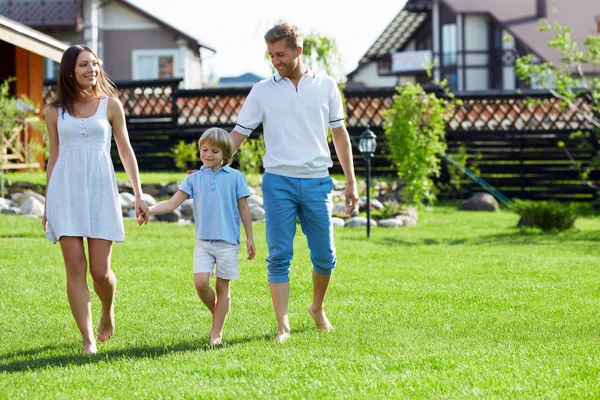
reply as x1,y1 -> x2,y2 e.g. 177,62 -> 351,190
274,331 -> 290,343
97,307 -> 114,342
208,335 -> 222,346
309,305 -> 333,331
83,341 -> 97,354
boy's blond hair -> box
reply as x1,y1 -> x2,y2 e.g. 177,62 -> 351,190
264,22 -> 303,50
198,127 -> 234,165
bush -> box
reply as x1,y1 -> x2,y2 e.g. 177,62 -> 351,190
170,140 -> 198,171
513,200 -> 577,232
383,82 -> 453,206
235,136 -> 265,175
369,202 -> 403,220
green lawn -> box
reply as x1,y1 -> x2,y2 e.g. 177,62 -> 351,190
1,208 -> 600,398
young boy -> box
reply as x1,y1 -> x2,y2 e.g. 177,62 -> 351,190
138,128 -> 255,345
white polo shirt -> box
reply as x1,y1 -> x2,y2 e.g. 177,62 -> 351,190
234,69 -> 345,178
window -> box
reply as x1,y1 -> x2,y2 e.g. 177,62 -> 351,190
44,59 -> 60,80
158,56 -> 174,78
442,24 -> 458,66
132,49 -> 179,80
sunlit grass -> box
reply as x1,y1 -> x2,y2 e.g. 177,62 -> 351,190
1,208 -> 599,398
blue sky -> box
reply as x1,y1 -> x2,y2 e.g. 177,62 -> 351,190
129,0 -> 406,82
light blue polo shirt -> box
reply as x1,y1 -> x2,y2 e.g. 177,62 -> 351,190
179,165 -> 251,244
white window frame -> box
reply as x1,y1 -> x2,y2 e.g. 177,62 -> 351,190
131,49 -> 181,80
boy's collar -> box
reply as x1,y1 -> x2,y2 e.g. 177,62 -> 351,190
200,165 -> 232,172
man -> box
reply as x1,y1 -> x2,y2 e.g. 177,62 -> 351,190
231,22 -> 358,343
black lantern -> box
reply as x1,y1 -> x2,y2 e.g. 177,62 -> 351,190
359,127 -> 377,238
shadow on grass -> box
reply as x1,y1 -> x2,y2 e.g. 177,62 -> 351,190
0,328 -> 310,374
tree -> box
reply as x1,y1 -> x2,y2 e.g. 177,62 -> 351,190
512,17 -> 600,187
383,70 -> 456,206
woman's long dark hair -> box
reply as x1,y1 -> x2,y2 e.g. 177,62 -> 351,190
51,45 -> 118,117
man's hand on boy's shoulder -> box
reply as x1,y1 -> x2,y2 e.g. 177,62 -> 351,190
186,169 -> 198,174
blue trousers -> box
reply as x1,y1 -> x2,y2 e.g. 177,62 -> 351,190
262,172 -> 336,283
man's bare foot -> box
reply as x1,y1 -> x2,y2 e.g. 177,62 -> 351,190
309,305 -> 333,331
274,331 -> 290,344
97,307 -> 115,342
83,341 -> 97,355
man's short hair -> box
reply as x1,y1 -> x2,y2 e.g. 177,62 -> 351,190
264,22 -> 303,50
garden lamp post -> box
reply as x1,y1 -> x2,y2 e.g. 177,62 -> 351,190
358,127 -> 377,238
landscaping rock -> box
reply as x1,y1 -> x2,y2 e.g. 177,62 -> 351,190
179,199 -> 194,217
155,209 -> 181,222
141,183 -> 162,197
395,215 -> 417,226
247,194 -> 264,207
397,207 -> 419,221
379,218 -> 403,227
12,190 -> 45,206
1,207 -> 21,215
345,216 -> 377,227
250,205 -> 265,221
117,181 -> 133,193
332,217 -> 345,227
458,192 -> 499,211
0,197 -> 10,211
358,197 -> 384,211
140,193 -> 156,206
19,197 -> 44,217
119,192 -> 135,210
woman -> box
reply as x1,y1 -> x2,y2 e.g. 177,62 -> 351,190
43,45 -> 148,354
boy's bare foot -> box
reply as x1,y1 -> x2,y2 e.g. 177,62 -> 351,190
83,341 -> 97,355
274,332 -> 290,344
309,306 -> 333,331
97,307 -> 115,342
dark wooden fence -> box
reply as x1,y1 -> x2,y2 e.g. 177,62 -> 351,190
43,80 -> 599,201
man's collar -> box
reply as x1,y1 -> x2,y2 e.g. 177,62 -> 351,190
273,68 -> 316,82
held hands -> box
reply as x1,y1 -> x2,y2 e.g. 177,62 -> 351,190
345,182 -> 359,214
137,209 -> 150,226
246,238 -> 256,260
133,196 -> 149,226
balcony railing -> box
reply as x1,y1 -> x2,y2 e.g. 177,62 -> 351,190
0,0 -> 82,29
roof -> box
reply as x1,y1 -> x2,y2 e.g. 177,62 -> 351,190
360,7 -> 429,63
0,14 -> 68,62
219,72 -> 265,85
358,0 -> 600,72
114,0 -> 216,53
444,0 -> 600,72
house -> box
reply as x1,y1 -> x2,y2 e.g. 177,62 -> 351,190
0,14 -> 68,170
347,0 -> 600,92
218,72 -> 265,88
0,0 -> 215,88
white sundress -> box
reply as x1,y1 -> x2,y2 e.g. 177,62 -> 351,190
45,97 -> 124,243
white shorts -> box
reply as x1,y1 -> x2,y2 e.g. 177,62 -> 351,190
193,239 -> 240,280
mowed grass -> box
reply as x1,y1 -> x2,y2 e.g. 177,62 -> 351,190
4,171 -> 264,188
1,208 -> 600,398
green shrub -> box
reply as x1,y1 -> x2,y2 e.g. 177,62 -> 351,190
170,140 -> 198,171
235,136 -> 265,175
513,200 -> 577,232
369,202 -> 402,220
382,82 -> 453,206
